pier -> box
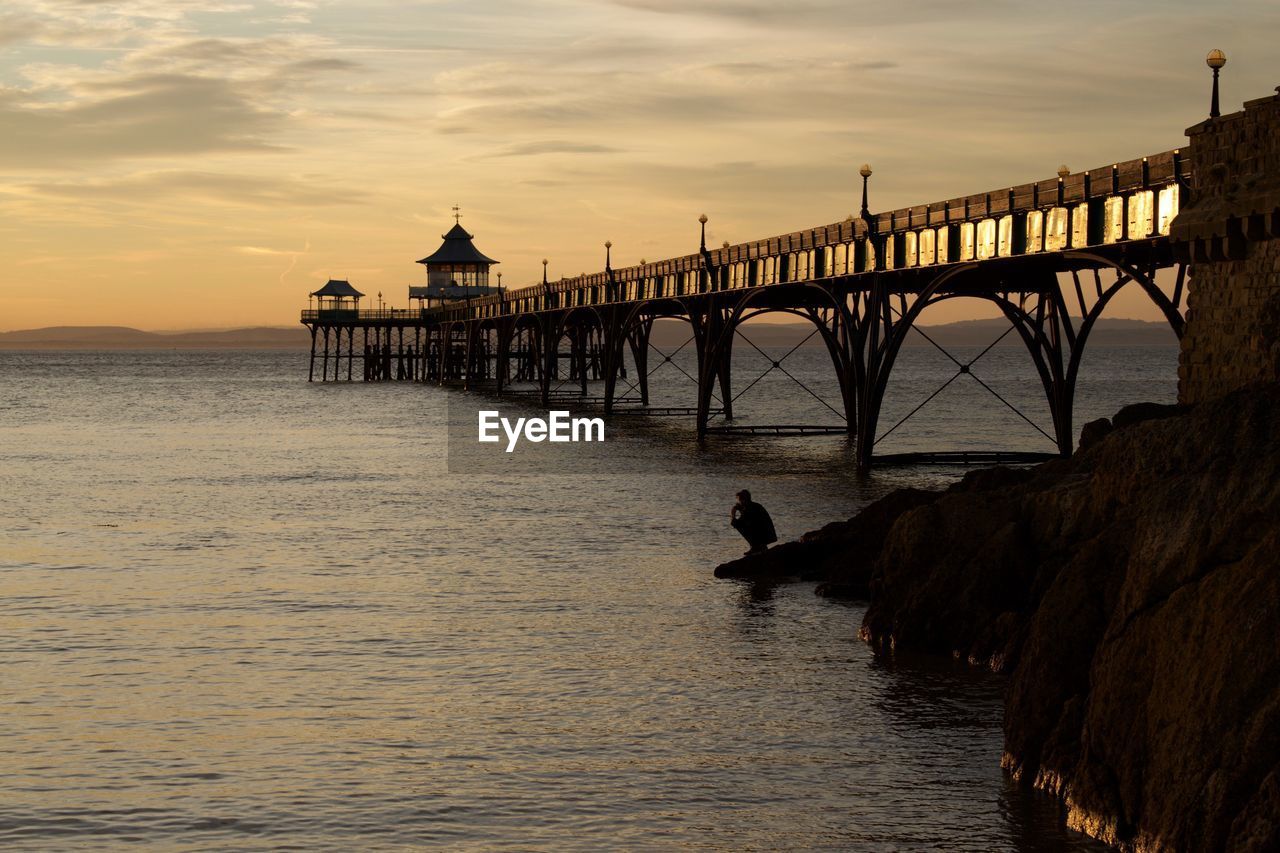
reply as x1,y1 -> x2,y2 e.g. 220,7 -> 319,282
303,148 -> 1198,470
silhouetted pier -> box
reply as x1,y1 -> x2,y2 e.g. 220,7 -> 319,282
304,142 -> 1198,469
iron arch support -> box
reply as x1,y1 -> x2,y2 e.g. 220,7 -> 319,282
712,284 -> 858,431
614,303 -> 696,410
1064,251 -> 1186,337
856,264 -> 979,469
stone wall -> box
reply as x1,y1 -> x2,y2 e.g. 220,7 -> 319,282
1179,239 -> 1280,403
1174,91 -> 1280,404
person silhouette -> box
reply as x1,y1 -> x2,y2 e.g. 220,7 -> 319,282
730,489 -> 777,556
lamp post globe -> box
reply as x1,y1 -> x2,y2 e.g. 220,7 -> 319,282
859,164 -> 873,219
1206,49 -> 1227,118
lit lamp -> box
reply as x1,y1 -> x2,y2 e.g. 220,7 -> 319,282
859,164 -> 873,219
699,214 -> 709,251
1206,49 -> 1227,118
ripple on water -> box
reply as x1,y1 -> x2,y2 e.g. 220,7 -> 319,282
0,349 -> 1159,850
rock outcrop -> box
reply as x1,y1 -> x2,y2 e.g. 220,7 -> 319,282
874,386 -> 1280,851
718,383 -> 1280,851
712,487 -> 937,594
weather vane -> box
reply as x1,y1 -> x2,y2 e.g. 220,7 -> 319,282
452,204 -> 462,224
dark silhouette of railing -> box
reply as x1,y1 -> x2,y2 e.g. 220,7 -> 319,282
301,146 -> 1194,469
416,149 -> 1188,322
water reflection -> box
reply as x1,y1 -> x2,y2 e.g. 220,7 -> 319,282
0,350 -> 1148,850
737,579 -> 781,611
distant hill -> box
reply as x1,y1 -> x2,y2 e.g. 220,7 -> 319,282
0,318 -> 1178,351
0,326 -> 310,349
650,317 -> 1179,349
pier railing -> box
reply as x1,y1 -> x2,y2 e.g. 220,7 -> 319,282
302,147 -> 1191,327
301,308 -> 427,323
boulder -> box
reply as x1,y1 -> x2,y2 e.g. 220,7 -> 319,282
711,385 -> 1280,849
714,487 -> 940,595
1078,417 -> 1113,450
860,383 -> 1280,851
1110,400 -> 1184,430
713,540 -> 817,580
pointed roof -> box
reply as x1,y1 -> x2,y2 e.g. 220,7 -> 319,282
310,279 -> 364,298
416,222 -> 500,266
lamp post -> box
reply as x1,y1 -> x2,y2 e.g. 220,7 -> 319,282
1206,49 -> 1226,118
1056,165 -> 1070,205
604,241 -> 614,300
859,164 -> 873,220
698,214 -> 708,251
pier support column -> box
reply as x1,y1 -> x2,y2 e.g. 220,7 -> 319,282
495,322 -> 511,393
1038,291 -> 1074,458
321,326 -> 331,383
539,314 -> 566,407
716,327 -> 734,422
347,328 -> 354,381
307,325 -> 317,382
601,311 -> 625,415
574,327 -> 589,397
694,306 -> 721,439
627,319 -> 652,407
463,321 -> 478,391
331,325 -> 341,381
383,327 -> 390,380
436,324 -> 449,385
855,278 -> 894,472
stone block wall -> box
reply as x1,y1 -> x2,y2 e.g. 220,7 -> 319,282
1174,91 -> 1280,404
1179,239 -> 1280,403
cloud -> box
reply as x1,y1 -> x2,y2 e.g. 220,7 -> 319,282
0,9 -> 136,47
235,245 -> 298,255
24,170 -> 367,207
4,0 -> 1279,332
0,14 -> 46,47
0,26 -> 362,168
115,36 -> 361,81
0,75 -> 283,167
31,0 -> 257,24
483,140 -> 623,158
427,53 -> 899,138
601,0 -> 1017,26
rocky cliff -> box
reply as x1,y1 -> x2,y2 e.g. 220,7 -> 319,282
718,384 -> 1280,851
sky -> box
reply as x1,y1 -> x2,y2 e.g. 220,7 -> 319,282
1,0 -> 1276,331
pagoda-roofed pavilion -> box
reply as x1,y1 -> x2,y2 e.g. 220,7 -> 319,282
410,218 -> 501,306
310,279 -> 364,314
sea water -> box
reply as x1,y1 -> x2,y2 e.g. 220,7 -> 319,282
1,345 -> 1175,850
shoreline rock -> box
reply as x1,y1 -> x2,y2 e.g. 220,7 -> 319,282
713,486 -> 940,592
718,384 -> 1280,851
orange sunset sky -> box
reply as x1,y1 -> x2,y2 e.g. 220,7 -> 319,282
2,0 -> 1277,331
